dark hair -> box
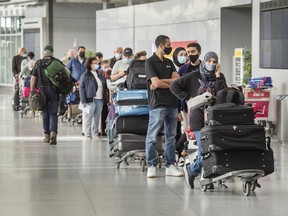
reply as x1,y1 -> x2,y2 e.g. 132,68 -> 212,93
155,35 -> 170,48
78,46 -> 86,51
135,50 -> 147,60
172,47 -> 186,67
187,43 -> 201,52
96,52 -> 103,59
85,57 -> 97,71
27,52 -> 35,59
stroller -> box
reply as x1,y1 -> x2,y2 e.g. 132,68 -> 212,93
19,75 -> 36,118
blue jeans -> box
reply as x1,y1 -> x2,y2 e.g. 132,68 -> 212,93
83,99 -> 103,137
187,130 -> 202,176
42,86 -> 60,134
146,107 -> 178,167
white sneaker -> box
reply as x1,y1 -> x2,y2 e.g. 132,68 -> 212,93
147,166 -> 156,178
166,164 -> 183,177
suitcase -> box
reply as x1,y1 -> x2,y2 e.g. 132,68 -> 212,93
115,90 -> 149,116
116,133 -> 164,152
201,125 -> 267,154
115,115 -> 149,135
202,149 -> 274,178
205,103 -> 255,126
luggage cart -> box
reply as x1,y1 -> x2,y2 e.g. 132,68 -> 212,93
200,169 -> 265,196
244,88 -> 274,136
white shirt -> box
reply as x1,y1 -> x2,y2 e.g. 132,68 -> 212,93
91,71 -> 103,99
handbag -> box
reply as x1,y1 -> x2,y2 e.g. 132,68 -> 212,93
29,91 -> 46,111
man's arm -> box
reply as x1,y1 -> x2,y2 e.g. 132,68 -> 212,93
170,74 -> 190,100
12,56 -> 18,76
150,72 -> 179,89
30,75 -> 37,92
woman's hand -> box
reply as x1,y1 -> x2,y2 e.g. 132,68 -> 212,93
215,63 -> 221,77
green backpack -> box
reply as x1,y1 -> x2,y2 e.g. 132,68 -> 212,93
43,58 -> 74,95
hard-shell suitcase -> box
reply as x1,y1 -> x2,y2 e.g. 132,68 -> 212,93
116,133 -> 164,152
202,149 -> 274,178
115,90 -> 149,116
115,115 -> 149,135
205,103 -> 255,126
201,125 -> 267,154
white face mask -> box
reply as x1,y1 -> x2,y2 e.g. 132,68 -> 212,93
177,56 -> 187,64
115,53 -> 122,60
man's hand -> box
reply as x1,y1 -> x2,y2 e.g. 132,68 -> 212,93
171,72 -> 180,79
178,112 -> 183,122
82,102 -> 87,108
118,70 -> 126,76
150,83 -> 157,91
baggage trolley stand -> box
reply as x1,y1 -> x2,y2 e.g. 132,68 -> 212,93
200,169 -> 265,196
244,88 -> 274,136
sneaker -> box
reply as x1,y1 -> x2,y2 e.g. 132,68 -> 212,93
50,131 -> 57,145
43,134 -> 50,143
85,136 -> 92,140
166,164 -> 183,177
147,166 -> 156,178
183,165 -> 195,189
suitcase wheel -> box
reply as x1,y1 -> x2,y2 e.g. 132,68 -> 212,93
201,184 -> 208,192
242,182 -> 251,196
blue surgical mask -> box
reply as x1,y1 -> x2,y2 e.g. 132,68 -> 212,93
177,56 -> 187,64
123,58 -> 132,64
205,63 -> 216,72
94,64 -> 100,71
115,53 -> 122,60
22,54 -> 27,58
103,67 -> 109,72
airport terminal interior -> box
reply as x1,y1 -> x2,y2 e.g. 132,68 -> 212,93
1,0 -> 288,215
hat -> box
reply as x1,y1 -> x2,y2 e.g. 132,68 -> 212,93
123,47 -> 133,57
44,45 -> 53,52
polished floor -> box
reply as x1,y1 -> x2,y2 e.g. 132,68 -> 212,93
0,86 -> 287,216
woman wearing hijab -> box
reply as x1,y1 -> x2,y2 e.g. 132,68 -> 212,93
170,51 -> 227,189
172,47 -> 187,70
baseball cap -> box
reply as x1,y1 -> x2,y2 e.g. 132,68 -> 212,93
123,47 -> 133,57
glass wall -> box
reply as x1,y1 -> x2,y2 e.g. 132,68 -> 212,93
0,16 -> 23,85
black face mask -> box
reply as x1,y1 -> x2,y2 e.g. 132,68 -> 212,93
79,52 -> 85,58
188,54 -> 199,64
164,47 -> 172,55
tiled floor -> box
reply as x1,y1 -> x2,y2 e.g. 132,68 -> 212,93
0,86 -> 287,216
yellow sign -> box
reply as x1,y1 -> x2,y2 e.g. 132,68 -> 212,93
234,48 -> 244,58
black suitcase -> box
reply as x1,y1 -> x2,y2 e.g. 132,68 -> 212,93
202,149 -> 274,178
116,133 -> 164,152
205,103 -> 255,126
201,125 -> 267,154
115,115 -> 149,135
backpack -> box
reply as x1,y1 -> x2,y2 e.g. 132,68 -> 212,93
216,87 -> 244,105
43,58 -> 74,95
126,60 -> 147,89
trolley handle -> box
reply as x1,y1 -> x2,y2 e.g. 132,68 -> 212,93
266,136 -> 271,150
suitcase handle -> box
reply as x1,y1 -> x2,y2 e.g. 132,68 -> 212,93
266,136 -> 271,150
200,135 -> 208,141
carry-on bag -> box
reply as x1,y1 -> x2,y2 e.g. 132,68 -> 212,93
115,115 -> 149,135
205,103 -> 255,126
202,149 -> 274,178
201,124 -> 267,154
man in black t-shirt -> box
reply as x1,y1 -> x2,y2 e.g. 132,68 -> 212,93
30,45 -> 60,145
145,35 -> 183,178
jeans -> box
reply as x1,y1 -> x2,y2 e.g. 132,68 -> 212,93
42,86 -> 60,134
83,98 -> 103,137
187,130 -> 202,176
146,107 -> 178,167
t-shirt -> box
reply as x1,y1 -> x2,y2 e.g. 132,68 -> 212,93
111,60 -> 129,75
91,71 -> 103,99
145,53 -> 178,109
31,56 -> 54,87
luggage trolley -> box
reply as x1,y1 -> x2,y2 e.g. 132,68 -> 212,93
244,88 -> 274,136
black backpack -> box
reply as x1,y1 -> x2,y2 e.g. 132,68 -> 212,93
216,86 -> 244,105
126,60 -> 147,90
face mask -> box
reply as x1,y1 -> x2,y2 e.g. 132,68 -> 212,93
205,63 -> 216,72
22,54 -> 27,58
115,53 -> 122,60
164,47 -> 172,55
123,58 -> 132,64
79,52 -> 85,58
177,56 -> 187,64
188,54 -> 199,64
94,64 -> 100,71
103,67 -> 109,73
28,67 -> 33,71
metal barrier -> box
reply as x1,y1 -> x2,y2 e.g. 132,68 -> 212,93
276,95 -> 288,143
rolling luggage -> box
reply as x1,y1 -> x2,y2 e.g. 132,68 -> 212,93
116,133 -> 164,152
115,90 -> 149,116
115,115 -> 149,135
201,125 -> 267,154
202,149 -> 274,178
205,103 -> 255,126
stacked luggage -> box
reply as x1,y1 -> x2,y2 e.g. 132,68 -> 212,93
61,89 -> 82,125
200,102 -> 274,195
109,89 -> 164,170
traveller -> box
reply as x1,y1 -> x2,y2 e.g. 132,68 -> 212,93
109,47 -> 123,68
67,46 -> 87,82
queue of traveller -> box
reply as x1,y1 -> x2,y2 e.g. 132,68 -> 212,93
12,34 -> 226,189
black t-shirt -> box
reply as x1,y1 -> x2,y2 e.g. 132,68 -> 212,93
170,71 -> 227,130
145,53 -> 178,110
31,56 -> 54,87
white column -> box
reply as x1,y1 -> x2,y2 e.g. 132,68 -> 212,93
251,0 -> 260,76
